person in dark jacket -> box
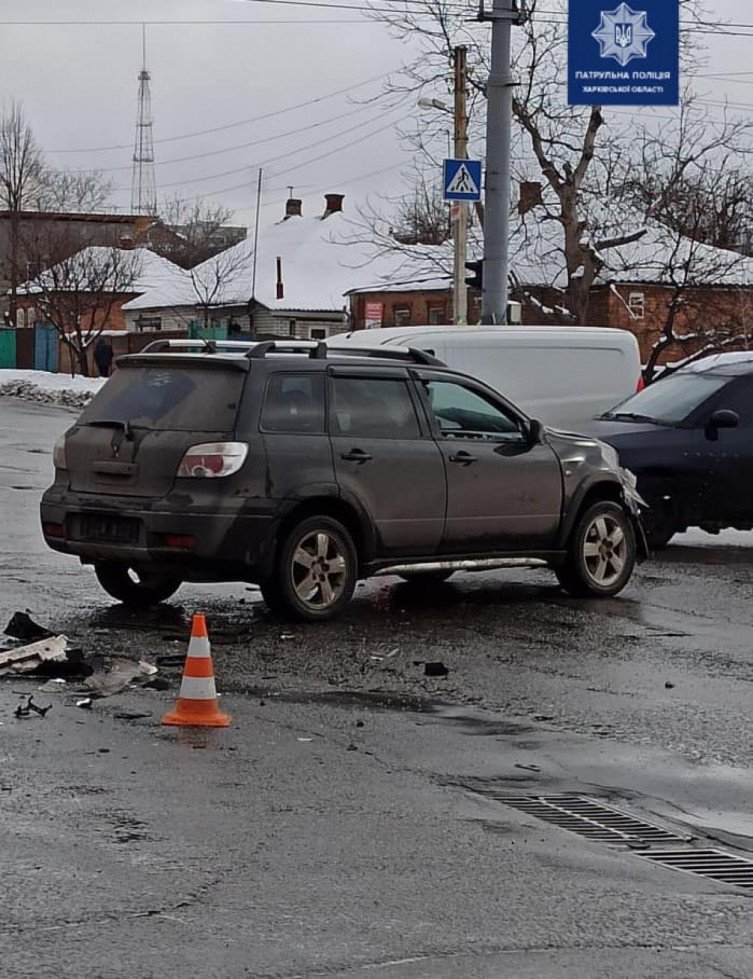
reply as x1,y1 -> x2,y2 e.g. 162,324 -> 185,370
93,337 -> 114,377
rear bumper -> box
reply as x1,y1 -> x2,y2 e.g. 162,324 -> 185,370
40,489 -> 280,582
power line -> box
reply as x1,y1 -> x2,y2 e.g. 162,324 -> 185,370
47,70 -> 395,154
110,104 -> 406,195
177,117 -> 408,203
71,101 -> 386,173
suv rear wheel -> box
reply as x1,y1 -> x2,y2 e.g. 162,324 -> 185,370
94,563 -> 182,606
556,501 -> 636,598
262,516 -> 358,621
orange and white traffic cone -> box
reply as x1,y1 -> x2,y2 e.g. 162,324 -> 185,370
162,613 -> 231,728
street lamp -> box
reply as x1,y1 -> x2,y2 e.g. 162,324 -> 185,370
418,97 -> 450,113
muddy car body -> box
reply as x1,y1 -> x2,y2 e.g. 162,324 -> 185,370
41,340 -> 646,620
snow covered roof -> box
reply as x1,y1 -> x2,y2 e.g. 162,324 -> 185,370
123,209 -> 433,314
19,246 -> 186,297
121,199 -> 753,318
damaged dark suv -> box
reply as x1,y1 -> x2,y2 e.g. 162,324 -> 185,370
41,339 -> 645,621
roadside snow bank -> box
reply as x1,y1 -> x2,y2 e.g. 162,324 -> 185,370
0,370 -> 105,410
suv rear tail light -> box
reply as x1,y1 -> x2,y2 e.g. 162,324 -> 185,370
53,436 -> 67,470
176,442 -> 248,478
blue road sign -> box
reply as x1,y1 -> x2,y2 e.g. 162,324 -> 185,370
443,159 -> 482,201
568,1 -> 679,106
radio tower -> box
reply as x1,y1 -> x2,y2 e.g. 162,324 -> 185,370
131,24 -> 157,215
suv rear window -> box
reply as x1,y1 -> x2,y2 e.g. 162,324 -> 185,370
78,366 -> 243,432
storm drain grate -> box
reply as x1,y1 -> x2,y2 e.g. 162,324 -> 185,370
639,848 -> 753,889
477,793 -> 689,847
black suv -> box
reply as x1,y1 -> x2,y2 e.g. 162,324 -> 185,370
586,352 -> 753,547
41,339 -> 645,620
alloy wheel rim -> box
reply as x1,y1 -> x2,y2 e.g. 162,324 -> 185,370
291,531 -> 348,609
583,515 -> 627,587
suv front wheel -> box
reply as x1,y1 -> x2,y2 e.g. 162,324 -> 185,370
94,563 -> 182,606
262,515 -> 358,621
556,501 -> 636,598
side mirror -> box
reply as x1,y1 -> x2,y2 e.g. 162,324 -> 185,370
529,419 -> 546,444
708,409 -> 739,432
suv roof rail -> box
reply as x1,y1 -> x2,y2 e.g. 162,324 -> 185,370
247,339 -> 327,360
137,337 -> 444,367
139,338 -> 257,355
330,346 -> 445,367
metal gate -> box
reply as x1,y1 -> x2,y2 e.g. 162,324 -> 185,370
0,328 -> 16,368
33,324 -> 58,372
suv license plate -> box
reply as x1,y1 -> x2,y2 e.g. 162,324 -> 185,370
80,515 -> 140,544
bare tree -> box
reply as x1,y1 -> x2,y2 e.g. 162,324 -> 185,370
0,100 -> 45,323
153,195 -> 237,269
360,0 -> 717,322
187,244 -> 251,328
35,169 -> 114,213
392,176 -> 450,245
20,228 -> 141,376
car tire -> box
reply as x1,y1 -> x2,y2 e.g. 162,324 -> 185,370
398,570 -> 454,584
94,563 -> 182,606
267,516 -> 358,621
556,501 -> 636,598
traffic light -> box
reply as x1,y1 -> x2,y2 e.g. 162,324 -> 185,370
465,259 -> 483,290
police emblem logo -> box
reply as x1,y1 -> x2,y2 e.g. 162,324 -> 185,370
592,3 -> 656,67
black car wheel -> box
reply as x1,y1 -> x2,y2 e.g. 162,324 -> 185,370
267,516 -> 358,621
94,563 -> 182,606
556,501 -> 636,598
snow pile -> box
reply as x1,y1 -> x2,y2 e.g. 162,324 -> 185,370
0,370 -> 105,410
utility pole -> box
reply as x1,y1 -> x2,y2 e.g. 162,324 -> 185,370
480,0 -> 518,324
452,45 -> 468,326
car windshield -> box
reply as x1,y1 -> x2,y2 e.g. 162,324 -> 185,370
600,373 -> 728,425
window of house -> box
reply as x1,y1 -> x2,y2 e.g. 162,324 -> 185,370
330,376 -> 421,439
628,292 -> 645,320
136,316 -> 163,332
393,308 -> 411,327
288,319 -> 297,336
261,373 -> 326,434
427,304 -> 446,325
310,327 -> 328,340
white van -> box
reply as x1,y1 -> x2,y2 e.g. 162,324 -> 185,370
327,326 -> 642,429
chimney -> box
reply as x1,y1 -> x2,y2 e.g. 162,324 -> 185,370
276,256 -> 284,300
323,193 -> 344,218
284,198 -> 302,219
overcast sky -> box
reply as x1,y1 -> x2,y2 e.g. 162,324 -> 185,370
0,0 -> 751,230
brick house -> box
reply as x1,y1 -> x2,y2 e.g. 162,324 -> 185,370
16,245 -> 185,374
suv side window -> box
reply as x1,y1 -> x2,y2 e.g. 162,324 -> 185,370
421,379 -> 524,441
330,376 -> 421,439
261,372 -> 325,433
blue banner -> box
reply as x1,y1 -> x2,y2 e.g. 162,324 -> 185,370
568,1 -> 679,106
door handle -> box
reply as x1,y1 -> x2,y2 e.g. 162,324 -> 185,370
341,448 -> 372,463
449,450 -> 477,466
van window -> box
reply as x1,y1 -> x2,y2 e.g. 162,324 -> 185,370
261,373 -> 325,433
78,366 -> 243,432
330,376 -> 421,439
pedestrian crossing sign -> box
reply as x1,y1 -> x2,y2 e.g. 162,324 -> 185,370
443,159 -> 482,201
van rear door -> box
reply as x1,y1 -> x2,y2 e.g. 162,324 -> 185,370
65,359 -> 247,497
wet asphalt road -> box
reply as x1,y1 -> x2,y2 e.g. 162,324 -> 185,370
4,396 -> 753,978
